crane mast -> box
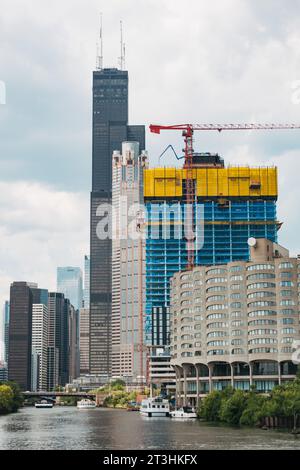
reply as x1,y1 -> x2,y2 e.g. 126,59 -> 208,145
150,122 -> 300,270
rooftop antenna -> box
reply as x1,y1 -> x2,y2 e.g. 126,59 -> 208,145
96,13 -> 103,70
119,20 -> 126,70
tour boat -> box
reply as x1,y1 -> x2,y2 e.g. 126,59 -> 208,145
170,406 -> 197,419
35,400 -> 53,409
77,399 -> 97,409
140,397 -> 170,417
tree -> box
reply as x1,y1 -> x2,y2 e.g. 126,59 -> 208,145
198,391 -> 223,422
219,390 -> 248,425
0,385 -> 14,414
2,381 -> 23,412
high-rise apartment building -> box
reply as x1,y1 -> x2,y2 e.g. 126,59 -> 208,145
144,155 -> 278,388
112,142 -> 148,381
57,267 -> 83,311
79,308 -> 90,375
31,304 -> 48,391
83,256 -> 90,309
90,67 -> 145,376
170,238 -> 299,406
8,282 -> 34,390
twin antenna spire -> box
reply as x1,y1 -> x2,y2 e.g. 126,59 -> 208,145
96,15 -> 126,71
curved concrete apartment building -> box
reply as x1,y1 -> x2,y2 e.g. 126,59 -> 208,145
170,238 -> 300,407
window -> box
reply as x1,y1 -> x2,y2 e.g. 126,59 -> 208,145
249,329 -> 277,336
206,277 -> 226,284
247,291 -> 276,299
248,301 -> 276,308
247,264 -> 274,271
207,331 -> 228,338
231,275 -> 243,281
207,268 -> 227,276
207,295 -> 226,303
230,266 -> 243,272
282,318 -> 294,325
231,293 -> 242,299
280,300 -> 295,306
232,330 -> 243,336
281,328 -> 296,334
231,302 -> 242,308
279,262 -> 294,269
207,304 -> 227,311
248,282 -> 276,290
281,337 -> 294,343
231,284 -> 241,290
248,319 -> 277,326
206,286 -> 226,293
248,338 -> 277,345
247,273 -> 275,281
248,310 -> 277,317
231,339 -> 243,345
207,313 -> 228,320
280,281 -> 294,287
232,320 -> 243,327
207,340 -> 229,347
207,322 -> 228,329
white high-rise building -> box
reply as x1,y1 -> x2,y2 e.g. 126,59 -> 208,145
112,142 -> 148,381
32,304 -> 48,391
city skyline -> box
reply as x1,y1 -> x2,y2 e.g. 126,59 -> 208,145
1,1 -> 300,356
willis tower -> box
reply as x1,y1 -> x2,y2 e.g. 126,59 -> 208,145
90,48 -> 145,375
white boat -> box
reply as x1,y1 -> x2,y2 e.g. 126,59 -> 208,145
35,400 -> 53,409
77,399 -> 97,409
170,406 -> 197,419
140,397 -> 170,417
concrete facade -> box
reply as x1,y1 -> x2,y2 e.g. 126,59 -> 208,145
170,239 -> 300,406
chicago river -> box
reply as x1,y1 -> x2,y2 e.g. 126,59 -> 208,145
0,408 -> 300,450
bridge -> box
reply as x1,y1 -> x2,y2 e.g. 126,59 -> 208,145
22,391 -> 96,399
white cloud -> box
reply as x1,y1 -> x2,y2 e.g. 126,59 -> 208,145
0,181 -> 89,360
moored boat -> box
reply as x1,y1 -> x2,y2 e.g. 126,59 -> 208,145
140,397 -> 170,417
77,399 -> 97,409
35,400 -> 53,409
170,406 -> 197,419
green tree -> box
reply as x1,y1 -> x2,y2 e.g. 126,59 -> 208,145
0,385 -> 14,414
240,392 -> 268,426
219,390 -> 248,425
2,381 -> 23,412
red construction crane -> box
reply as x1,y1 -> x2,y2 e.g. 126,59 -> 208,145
150,123 -> 300,270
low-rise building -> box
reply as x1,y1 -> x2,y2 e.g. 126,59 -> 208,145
170,238 -> 300,407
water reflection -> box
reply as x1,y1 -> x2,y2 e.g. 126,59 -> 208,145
0,407 -> 299,450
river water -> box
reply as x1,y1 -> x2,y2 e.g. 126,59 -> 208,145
0,407 -> 300,450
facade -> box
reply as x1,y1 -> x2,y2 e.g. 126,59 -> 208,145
79,308 -> 90,375
112,142 -> 148,381
170,238 -> 300,406
8,282 -> 33,391
0,361 -> 8,382
31,304 -> 48,391
144,157 -> 278,386
3,301 -> 9,365
69,305 -> 80,382
90,67 -> 145,376
57,267 -> 83,311
47,293 -> 70,390
83,256 -> 90,309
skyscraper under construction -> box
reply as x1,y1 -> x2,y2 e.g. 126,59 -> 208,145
90,67 -> 145,375
144,153 -> 278,386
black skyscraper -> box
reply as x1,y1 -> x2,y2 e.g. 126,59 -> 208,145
90,68 -> 145,375
8,282 -> 33,391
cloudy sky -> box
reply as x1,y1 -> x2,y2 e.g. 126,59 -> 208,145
1,0 -> 300,358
